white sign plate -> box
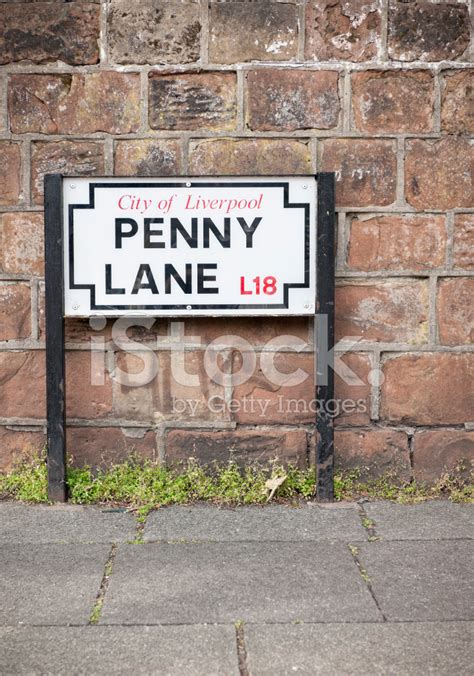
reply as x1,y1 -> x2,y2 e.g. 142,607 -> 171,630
63,177 -> 316,317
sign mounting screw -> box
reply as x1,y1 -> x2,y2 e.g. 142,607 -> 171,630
186,182 -> 191,187
186,305 -> 192,310
72,304 -> 79,310
302,185 -> 307,190
70,184 -> 76,189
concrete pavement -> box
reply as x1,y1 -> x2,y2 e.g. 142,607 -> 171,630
0,500 -> 472,675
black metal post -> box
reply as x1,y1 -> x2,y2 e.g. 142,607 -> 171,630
315,172 -> 336,501
44,174 -> 67,502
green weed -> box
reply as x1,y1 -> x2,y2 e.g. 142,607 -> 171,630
0,452 -> 472,510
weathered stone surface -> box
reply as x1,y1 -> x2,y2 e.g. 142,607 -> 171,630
113,350 -> 227,423
9,73 -> 140,135
405,138 -> 473,210
231,351 -> 371,426
0,84 -> 5,135
189,139 -> 312,175
90,321 -> 169,346
39,309 -> 170,344
0,213 -> 44,276
165,429 -> 308,468
66,352 -> 113,419
347,214 -> 446,271
231,351 -> 314,425
9,74 -> 71,134
0,283 -> 31,341
246,69 -> 340,131
413,429 -> 474,483
352,70 -> 434,133
63,318 -> 114,344
0,142 -> 21,206
356,540 -> 473,621
334,428 -> 411,481
0,543 -> 109,625
0,503 -> 137,545
107,348 -> 150,422
305,0 -> 382,62
336,280 -> 429,344
0,626 -> 239,676
246,623 -> 474,676
114,140 -> 183,176
364,501 -> 474,540
209,1 -> 298,63
453,214 -> 474,269
320,139 -> 397,206
0,2 -> 100,65
31,141 -> 104,205
149,72 -> 237,131
0,350 -> 115,420
64,318 -> 111,344
103,541 -> 379,624
144,504 -> 366,542
0,427 -> 45,471
388,2 -> 470,62
183,317 -> 309,346
437,278 -> 474,346
112,321 -> 170,345
381,353 -> 473,424
67,428 -> 156,467
0,351 -> 46,418
441,69 -> 474,134
334,352 -> 372,426
108,0 -> 201,65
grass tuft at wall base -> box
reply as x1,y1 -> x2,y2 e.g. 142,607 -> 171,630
0,453 -> 472,512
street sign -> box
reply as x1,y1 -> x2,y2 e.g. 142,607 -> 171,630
63,177 -> 316,316
44,173 -> 335,504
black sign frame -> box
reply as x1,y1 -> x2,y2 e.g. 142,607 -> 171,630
44,173 -> 336,502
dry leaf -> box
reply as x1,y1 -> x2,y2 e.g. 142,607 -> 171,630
265,475 -> 287,502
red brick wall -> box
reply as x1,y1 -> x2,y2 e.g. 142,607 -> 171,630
0,0 -> 472,482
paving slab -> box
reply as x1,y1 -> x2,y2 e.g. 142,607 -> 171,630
357,540 -> 474,621
0,625 -> 238,676
364,501 -> 474,540
245,621 -> 474,675
145,504 -> 365,542
0,544 -> 109,625
0,503 -> 136,544
101,542 -> 381,625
